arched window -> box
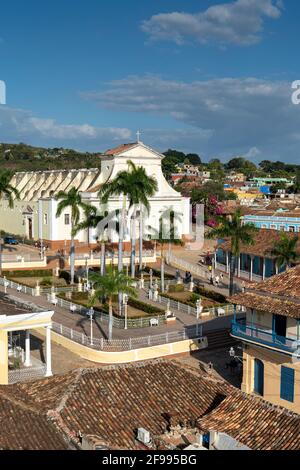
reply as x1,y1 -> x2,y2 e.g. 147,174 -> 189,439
254,359 -> 264,396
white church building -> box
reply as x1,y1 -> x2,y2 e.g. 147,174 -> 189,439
0,141 -> 190,249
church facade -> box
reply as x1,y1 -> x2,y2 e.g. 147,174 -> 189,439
0,142 -> 190,248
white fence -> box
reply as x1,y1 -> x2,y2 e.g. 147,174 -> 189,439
52,321 -> 204,352
73,249 -> 156,267
48,294 -> 166,329
1,254 -> 47,269
154,294 -> 235,318
0,277 -> 36,296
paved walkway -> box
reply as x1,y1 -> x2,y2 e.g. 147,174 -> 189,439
164,247 -> 244,295
0,284 -> 233,341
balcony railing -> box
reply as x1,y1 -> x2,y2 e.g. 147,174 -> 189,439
231,320 -> 298,354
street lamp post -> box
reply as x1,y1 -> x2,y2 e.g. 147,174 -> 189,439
123,294 -> 128,330
196,299 -> 203,337
84,254 -> 89,291
89,307 -> 94,346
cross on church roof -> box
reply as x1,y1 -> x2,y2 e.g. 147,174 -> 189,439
136,130 -> 142,143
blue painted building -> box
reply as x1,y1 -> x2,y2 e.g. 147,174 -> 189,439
243,208 -> 300,233
216,230 -> 295,282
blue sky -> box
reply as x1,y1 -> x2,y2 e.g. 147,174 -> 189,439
0,0 -> 300,162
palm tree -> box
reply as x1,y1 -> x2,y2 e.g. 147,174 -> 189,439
55,187 -> 89,284
266,232 -> 300,273
208,210 -> 258,296
0,170 -> 20,276
89,268 -> 137,340
124,161 -> 157,277
147,211 -> 183,292
74,205 -> 110,276
99,160 -> 157,278
99,168 -> 131,275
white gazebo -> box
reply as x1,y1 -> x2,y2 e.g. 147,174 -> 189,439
0,308 -> 54,385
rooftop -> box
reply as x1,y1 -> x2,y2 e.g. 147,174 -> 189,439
0,389 -> 69,450
1,360 -> 299,450
219,229 -> 300,258
198,392 -> 300,451
104,142 -> 138,156
230,265 -> 300,319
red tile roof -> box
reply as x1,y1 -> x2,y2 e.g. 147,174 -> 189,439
3,360 -> 300,450
219,229 -> 300,258
198,391 -> 300,450
0,389 -> 69,450
230,265 -> 300,318
104,143 -> 137,156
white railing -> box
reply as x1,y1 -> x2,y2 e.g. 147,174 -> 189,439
52,320 -> 204,352
2,254 -> 44,262
48,294 -> 166,329
152,293 -> 234,318
166,253 -> 207,279
74,250 -> 155,262
0,277 -> 36,296
40,285 -> 78,294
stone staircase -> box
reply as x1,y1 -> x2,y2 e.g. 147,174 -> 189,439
204,328 -> 239,351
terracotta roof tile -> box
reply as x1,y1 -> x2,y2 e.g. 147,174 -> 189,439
2,361 -> 300,450
230,265 -> 300,318
230,291 -> 300,319
104,143 -> 137,156
0,390 -> 69,450
219,229 -> 300,258
198,392 -> 300,450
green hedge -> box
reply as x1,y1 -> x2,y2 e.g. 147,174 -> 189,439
194,286 -> 227,304
59,292 -> 164,316
160,292 -> 198,308
128,298 -> 164,314
168,284 -> 184,293
4,269 -> 53,278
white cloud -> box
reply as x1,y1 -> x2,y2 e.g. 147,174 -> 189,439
141,0 -> 283,46
83,74 -> 300,162
0,105 -> 131,150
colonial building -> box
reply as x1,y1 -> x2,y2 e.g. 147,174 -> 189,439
0,142 -> 190,249
216,230 -> 299,282
243,206 -> 300,233
231,266 -> 300,413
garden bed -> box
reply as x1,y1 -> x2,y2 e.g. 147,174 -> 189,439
58,292 -> 164,319
6,276 -> 68,288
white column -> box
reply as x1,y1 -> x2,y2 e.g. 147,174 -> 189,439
45,326 -> 52,377
250,256 -> 254,282
24,330 -> 31,367
238,256 -> 241,278
214,252 -> 217,271
262,258 -> 266,281
226,252 -> 229,274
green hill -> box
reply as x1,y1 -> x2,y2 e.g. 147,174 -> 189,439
0,142 -> 103,172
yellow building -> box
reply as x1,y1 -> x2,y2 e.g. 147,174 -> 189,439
231,267 -> 300,413
224,187 -> 264,202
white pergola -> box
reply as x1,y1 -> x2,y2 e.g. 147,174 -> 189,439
0,310 -> 54,384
